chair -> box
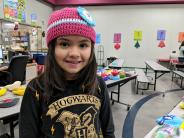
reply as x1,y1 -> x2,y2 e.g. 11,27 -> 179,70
0,55 -> 29,86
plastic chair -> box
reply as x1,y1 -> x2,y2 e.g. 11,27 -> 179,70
0,55 -> 29,86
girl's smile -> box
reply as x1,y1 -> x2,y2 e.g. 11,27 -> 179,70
55,35 -> 92,80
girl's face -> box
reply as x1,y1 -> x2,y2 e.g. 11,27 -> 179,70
55,36 -> 92,80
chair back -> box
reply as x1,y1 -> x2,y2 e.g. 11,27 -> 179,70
8,55 -> 29,83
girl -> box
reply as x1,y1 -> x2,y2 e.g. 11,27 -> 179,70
19,7 -> 115,138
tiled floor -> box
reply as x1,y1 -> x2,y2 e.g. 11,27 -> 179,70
2,72 -> 184,138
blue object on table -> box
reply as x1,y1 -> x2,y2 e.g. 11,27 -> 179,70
156,114 -> 183,127
109,75 -> 120,80
103,76 -> 109,81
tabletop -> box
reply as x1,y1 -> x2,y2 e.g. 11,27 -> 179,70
0,92 -> 22,120
145,60 -> 170,72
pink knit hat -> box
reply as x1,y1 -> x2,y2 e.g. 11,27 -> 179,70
46,7 -> 96,46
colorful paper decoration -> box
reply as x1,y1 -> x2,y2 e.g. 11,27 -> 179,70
114,33 -> 121,43
157,30 -> 166,48
31,13 -> 37,25
134,41 -> 140,48
158,40 -> 165,48
114,43 -> 120,50
134,31 -> 142,41
157,30 -> 166,40
96,33 -> 101,44
178,32 -> 184,42
3,0 -> 26,22
113,33 -> 121,50
134,31 -> 142,48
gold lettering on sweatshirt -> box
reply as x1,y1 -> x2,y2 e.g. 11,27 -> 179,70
46,95 -> 101,119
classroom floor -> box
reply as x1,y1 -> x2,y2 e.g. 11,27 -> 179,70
9,72 -> 184,138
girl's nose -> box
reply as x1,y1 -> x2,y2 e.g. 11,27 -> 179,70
68,45 -> 80,57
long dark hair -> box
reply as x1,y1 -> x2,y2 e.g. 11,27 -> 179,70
43,38 -> 98,100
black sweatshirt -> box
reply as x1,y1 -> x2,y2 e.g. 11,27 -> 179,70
19,76 -> 115,138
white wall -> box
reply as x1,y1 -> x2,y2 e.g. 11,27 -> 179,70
84,4 -> 184,68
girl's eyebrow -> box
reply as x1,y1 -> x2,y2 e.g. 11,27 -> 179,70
80,39 -> 91,43
57,38 -> 70,42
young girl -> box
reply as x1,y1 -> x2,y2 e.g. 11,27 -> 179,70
19,7 -> 115,138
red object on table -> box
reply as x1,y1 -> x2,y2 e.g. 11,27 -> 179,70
158,59 -> 171,62
111,69 -> 119,76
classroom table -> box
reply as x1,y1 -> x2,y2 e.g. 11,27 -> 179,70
106,74 -> 137,110
145,60 -> 170,90
144,102 -> 184,138
0,92 -> 22,138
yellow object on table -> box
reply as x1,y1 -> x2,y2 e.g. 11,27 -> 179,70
0,88 -> 7,96
179,102 -> 184,109
12,86 -> 26,96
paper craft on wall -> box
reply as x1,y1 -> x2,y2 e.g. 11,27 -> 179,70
135,41 -> 140,48
157,30 -> 166,48
158,41 -> 165,48
114,43 -> 120,50
3,0 -> 26,22
178,32 -> 184,42
134,31 -> 142,48
114,33 -> 121,43
157,30 -> 166,40
113,33 -> 121,50
96,33 -> 101,44
31,13 -> 37,26
134,31 -> 142,41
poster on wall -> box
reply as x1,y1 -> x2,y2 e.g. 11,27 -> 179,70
3,0 -> 26,22
134,31 -> 142,48
0,0 -> 4,18
134,31 -> 142,41
95,33 -> 101,44
178,32 -> 184,42
114,33 -> 121,43
157,30 -> 166,48
31,13 -> 37,26
113,33 -> 121,50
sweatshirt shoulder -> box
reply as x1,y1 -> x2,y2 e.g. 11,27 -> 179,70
26,74 -> 45,93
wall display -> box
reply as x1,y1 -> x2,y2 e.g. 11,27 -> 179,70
114,43 -> 120,50
113,33 -> 121,50
178,32 -> 184,43
157,30 -> 166,48
95,33 -> 101,44
0,0 -> 4,18
30,13 -> 37,26
134,31 -> 142,48
114,33 -> 121,43
3,0 -> 26,22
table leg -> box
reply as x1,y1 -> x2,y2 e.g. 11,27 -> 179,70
10,122 -> 14,138
117,84 -> 120,102
154,72 -> 157,90
145,65 -> 148,74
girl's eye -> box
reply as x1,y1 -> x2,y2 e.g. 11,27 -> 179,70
79,43 -> 89,48
60,42 -> 69,48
